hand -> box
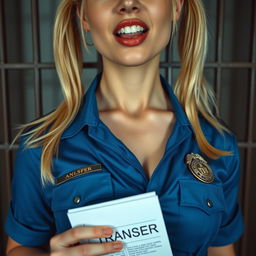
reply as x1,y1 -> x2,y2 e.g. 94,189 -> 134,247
50,226 -> 123,256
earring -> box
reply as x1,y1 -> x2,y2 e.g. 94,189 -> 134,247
85,30 -> 94,47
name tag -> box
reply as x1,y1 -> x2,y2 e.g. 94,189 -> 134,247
55,164 -> 102,185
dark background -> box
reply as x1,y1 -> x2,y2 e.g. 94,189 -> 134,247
0,0 -> 256,255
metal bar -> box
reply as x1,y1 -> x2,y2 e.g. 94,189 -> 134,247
159,62 -> 256,68
1,62 -> 255,70
0,144 -> 19,150
238,142 -> 256,148
215,0 -> 224,108
168,68 -> 172,85
0,62 -> 100,69
0,0 -> 11,153
241,0 -> 256,254
31,0 -> 42,117
247,0 -> 256,144
0,0 -> 12,252
0,0 -> 4,64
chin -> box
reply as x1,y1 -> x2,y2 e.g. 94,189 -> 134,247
115,52 -> 159,67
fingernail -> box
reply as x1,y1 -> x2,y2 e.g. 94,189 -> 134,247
113,241 -> 123,250
102,227 -> 113,236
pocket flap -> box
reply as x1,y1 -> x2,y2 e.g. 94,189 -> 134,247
179,180 -> 226,215
52,171 -> 113,211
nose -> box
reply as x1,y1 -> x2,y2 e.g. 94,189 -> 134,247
117,0 -> 140,14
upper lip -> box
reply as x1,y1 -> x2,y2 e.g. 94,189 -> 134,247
113,18 -> 149,35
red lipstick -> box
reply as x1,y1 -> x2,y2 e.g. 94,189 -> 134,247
113,18 -> 149,47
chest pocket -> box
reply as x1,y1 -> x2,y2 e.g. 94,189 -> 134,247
51,171 -> 113,234
170,180 -> 226,254
179,179 -> 226,215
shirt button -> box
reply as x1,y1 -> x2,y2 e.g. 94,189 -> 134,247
206,199 -> 213,208
73,196 -> 81,204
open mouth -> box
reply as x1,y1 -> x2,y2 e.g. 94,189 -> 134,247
114,25 -> 149,39
113,19 -> 149,46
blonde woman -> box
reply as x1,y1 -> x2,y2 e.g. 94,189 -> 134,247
5,0 -> 243,255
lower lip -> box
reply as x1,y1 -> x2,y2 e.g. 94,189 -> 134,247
114,31 -> 149,47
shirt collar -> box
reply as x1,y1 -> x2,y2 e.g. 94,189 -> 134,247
61,72 -> 190,139
159,74 -> 190,126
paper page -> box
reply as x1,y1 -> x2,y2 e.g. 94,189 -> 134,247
68,192 -> 173,256
68,192 -> 156,214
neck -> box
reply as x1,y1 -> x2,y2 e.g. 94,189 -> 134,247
96,55 -> 171,117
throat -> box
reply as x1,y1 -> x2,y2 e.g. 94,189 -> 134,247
99,110 -> 176,180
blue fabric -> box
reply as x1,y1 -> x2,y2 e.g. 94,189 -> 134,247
5,73 -> 244,255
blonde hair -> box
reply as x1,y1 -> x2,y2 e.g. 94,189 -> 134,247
18,0 -> 230,185
174,0 -> 230,158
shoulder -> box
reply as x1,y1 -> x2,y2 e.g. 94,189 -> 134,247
199,117 -> 239,154
198,117 -> 241,184
14,134 -> 43,179
17,131 -> 43,154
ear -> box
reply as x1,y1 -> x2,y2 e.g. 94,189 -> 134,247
76,7 -> 91,31
174,0 -> 184,21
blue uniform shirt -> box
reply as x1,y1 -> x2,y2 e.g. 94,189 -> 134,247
5,73 -> 244,255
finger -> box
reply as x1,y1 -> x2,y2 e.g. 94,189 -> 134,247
63,241 -> 123,256
50,226 -> 113,251
51,241 -> 123,256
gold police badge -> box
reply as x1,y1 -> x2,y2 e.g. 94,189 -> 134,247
185,153 -> 214,183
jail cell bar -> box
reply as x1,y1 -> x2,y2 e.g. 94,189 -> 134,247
0,0 -> 256,255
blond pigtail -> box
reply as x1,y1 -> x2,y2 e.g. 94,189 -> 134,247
19,0 -> 84,184
175,0 -> 231,158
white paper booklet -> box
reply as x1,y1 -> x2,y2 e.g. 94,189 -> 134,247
68,191 -> 173,256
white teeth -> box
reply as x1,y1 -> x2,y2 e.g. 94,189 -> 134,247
125,26 -> 131,33
117,25 -> 145,35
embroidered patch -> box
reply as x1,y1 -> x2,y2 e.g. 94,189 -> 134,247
55,164 -> 102,185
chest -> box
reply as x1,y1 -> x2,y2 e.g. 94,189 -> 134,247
53,140 -> 226,255
99,111 -> 175,179
53,125 -> 229,254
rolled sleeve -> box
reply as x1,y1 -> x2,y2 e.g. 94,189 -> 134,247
4,138 -> 55,246
210,136 -> 244,246
5,204 -> 53,246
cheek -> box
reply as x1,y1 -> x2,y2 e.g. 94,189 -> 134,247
87,14 -> 107,32
150,8 -> 173,46
85,2 -> 110,32
149,1 -> 173,31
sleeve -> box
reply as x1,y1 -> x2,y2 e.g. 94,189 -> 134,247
4,138 -> 56,246
210,135 -> 244,246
